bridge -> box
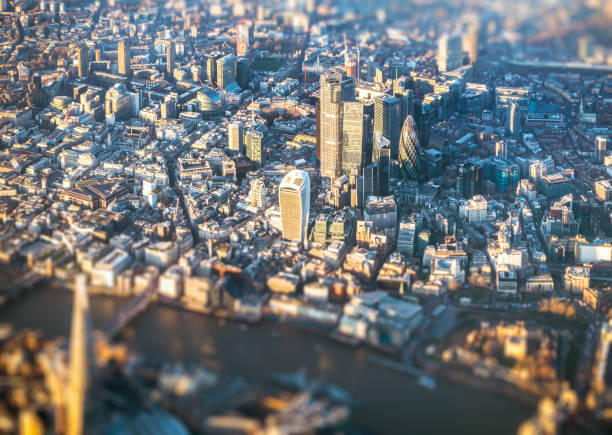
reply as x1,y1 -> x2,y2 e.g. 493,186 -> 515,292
102,282 -> 157,339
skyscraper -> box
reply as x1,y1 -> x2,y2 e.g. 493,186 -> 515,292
279,169 -> 310,244
462,24 -> 479,66
374,132 -> 391,196
344,52 -> 357,79
506,102 -> 520,138
373,95 -> 401,160
77,44 -> 88,78
495,140 -> 507,158
236,21 -> 251,57
245,129 -> 263,166
596,136 -> 608,163
206,54 -> 220,87
216,55 -> 236,89
228,121 -> 243,152
437,33 -> 463,72
342,101 -> 366,172
456,162 -> 476,198
166,40 -> 176,79
319,71 -> 354,178
67,274 -> 93,435
117,39 -> 131,77
398,115 -> 423,181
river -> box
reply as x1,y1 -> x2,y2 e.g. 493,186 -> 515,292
1,288 -> 534,434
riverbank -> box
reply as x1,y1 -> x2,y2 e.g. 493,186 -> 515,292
0,286 -> 535,435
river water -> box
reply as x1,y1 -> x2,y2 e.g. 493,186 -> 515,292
1,288 -> 533,434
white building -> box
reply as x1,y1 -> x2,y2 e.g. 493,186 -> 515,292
144,241 -> 179,269
90,248 -> 131,288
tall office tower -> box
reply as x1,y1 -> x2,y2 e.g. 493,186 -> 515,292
236,21 -> 250,57
206,54 -> 219,87
596,136 -> 608,163
315,99 -> 321,161
374,132 -> 391,196
216,55 -> 237,89
344,52 -> 357,79
506,102 -> 520,138
394,79 -> 414,124
342,101 -> 366,172
437,33 -> 463,72
398,115 -> 423,181
236,57 -> 250,89
319,71 -> 355,178
361,162 -> 378,205
77,44 -> 88,78
373,95 -> 401,160
67,274 -> 93,435
117,39 -> 131,76
462,24 -> 479,65
279,169 -> 311,244
245,129 -> 263,166
495,140 -> 507,158
397,215 -> 419,257
456,162 -> 475,199
166,40 -> 176,78
228,121 -> 243,152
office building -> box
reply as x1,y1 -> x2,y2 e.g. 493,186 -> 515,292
437,33 -> 463,72
228,121 -> 243,152
397,215 -> 420,257
216,55 -> 236,89
319,71 -> 355,178
236,21 -> 251,57
279,169 -> 311,244
344,52 -> 357,79
596,136 -> 608,163
117,39 -> 131,76
506,102 -> 520,138
373,95 -> 401,160
398,115 -> 423,181
342,101 -> 366,172
462,25 -> 479,65
495,140 -> 507,158
77,44 -> 88,78
595,179 -> 612,202
456,162 -> 480,198
374,133 -> 390,196
245,129 -> 263,167
206,53 -> 220,87
166,40 -> 176,78
236,57 -> 250,89
459,195 -> 487,224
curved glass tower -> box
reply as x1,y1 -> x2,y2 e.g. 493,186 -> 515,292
279,170 -> 310,244
398,115 -> 423,180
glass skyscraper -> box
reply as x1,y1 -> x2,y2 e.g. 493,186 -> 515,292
398,115 -> 423,181
373,95 -> 401,160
